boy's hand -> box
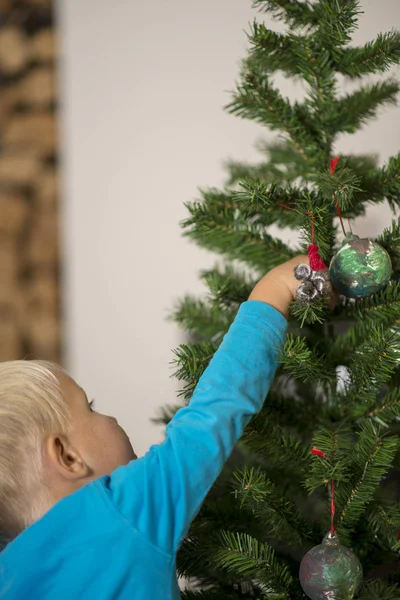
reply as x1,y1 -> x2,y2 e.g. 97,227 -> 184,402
248,255 -> 310,318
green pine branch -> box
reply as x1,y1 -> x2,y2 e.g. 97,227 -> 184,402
226,67 -> 320,158
182,191 -> 295,272
224,142 -> 312,187
391,539 -> 400,553
233,180 -> 335,261
248,22 -> 307,77
181,590 -> 238,600
224,159 -> 295,187
358,581 -> 400,600
380,154 -> 400,210
214,531 -> 292,595
313,165 -> 362,211
343,326 -> 400,412
315,0 -> 361,49
171,296 -> 232,342
350,282 -> 400,326
366,502 -> 400,552
378,216 -> 400,271
232,178 -> 310,212
280,334 -> 335,384
172,343 -> 216,402
305,427 -> 353,498
327,284 -> 400,365
248,23 -> 336,103
337,31 -> 400,78
328,81 -> 399,135
171,266 -> 254,341
226,150 -> 389,220
338,422 -> 399,533
261,140 -> 314,170
252,0 -> 319,29
327,325 -> 400,419
253,385 -> 320,432
200,265 -> 254,308
289,298 -> 331,327
232,466 -> 312,545
361,388 -> 400,428
177,535 -> 223,583
337,154 -> 382,211
243,414 -> 309,473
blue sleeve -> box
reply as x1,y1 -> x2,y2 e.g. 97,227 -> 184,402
102,300 -> 287,554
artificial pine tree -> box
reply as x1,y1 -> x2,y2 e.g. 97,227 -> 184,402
165,2 -> 400,598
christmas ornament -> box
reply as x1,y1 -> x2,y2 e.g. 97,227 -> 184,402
299,447 -> 363,600
299,532 -> 363,600
295,255 -> 331,302
329,233 -> 392,298
327,156 -> 392,298
293,210 -> 332,303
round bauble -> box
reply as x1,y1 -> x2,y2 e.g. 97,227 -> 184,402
329,234 -> 392,298
299,532 -> 363,600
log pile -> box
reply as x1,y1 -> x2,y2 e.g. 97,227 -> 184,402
0,0 -> 60,362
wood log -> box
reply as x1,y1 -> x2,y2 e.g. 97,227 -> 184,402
14,274 -> 58,340
7,283 -> 25,323
4,113 -> 56,155
0,239 -> 19,285
0,27 -> 29,74
0,0 -> 13,13
19,67 -> 55,106
0,86 -> 20,127
0,193 -> 30,236
0,312 -> 21,361
26,209 -> 59,266
0,153 -> 40,187
1,86 -> 21,107
26,273 -> 58,316
26,313 -> 60,361
35,167 -> 58,208
25,0 -> 53,6
30,29 -> 55,63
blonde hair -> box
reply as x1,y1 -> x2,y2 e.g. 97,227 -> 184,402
0,360 -> 70,543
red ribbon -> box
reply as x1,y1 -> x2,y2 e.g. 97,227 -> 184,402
330,156 -> 346,236
311,446 -> 327,458
311,446 -> 335,534
308,245 -> 327,271
330,157 -> 339,174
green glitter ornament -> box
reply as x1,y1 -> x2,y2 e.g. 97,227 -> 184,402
329,233 -> 392,298
299,532 -> 363,600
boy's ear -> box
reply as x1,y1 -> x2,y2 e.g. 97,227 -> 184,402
44,434 -> 93,480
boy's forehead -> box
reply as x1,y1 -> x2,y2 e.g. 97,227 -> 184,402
59,373 -> 86,406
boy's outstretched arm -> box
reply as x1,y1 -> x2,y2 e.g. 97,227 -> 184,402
101,256 -> 308,555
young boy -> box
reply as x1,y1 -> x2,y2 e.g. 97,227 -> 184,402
0,255 -> 307,599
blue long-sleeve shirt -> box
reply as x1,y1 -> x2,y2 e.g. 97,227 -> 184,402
0,300 -> 287,599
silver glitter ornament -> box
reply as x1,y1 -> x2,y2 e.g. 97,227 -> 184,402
294,263 -> 312,281
294,264 -> 332,303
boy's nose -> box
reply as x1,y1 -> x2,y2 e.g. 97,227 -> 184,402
108,415 -> 118,424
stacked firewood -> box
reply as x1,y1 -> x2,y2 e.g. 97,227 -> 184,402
0,0 -> 60,362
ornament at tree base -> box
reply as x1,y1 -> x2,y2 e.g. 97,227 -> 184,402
329,233 -> 392,298
299,532 -> 363,600
300,447 -> 364,599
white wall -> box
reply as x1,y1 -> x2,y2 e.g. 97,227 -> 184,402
57,0 -> 400,457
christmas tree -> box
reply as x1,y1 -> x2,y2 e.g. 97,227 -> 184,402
164,2 -> 400,598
